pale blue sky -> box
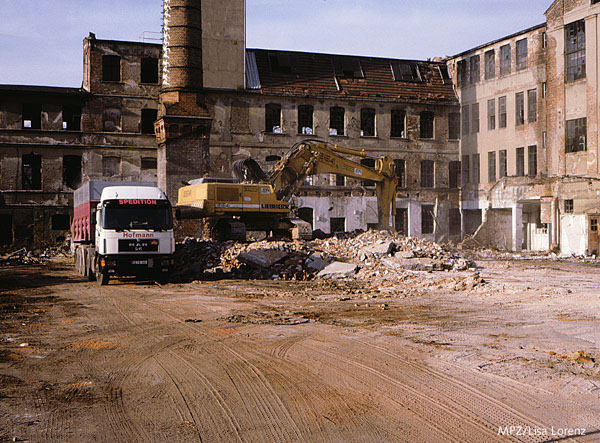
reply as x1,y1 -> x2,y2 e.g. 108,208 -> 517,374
0,0 -> 551,87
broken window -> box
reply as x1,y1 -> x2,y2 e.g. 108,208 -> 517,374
102,55 -> 121,82
140,57 -> 159,84
22,153 -> 41,190
462,155 -> 470,185
360,108 -> 376,137
438,65 -> 452,84
472,154 -> 480,184
469,55 -> 480,84
499,96 -> 507,128
564,199 -> 574,214
62,104 -> 81,131
500,44 -> 511,75
449,208 -> 462,235
488,99 -> 496,130
471,103 -> 479,134
141,157 -> 157,170
391,109 -> 406,138
51,214 -> 70,230
462,105 -> 469,136
394,159 -> 406,188
516,38 -> 528,70
457,60 -> 467,87
329,106 -> 345,136
420,160 -> 434,188
449,161 -> 461,189
102,156 -> 121,177
265,103 -> 281,133
333,57 -> 364,79
391,61 -> 421,82
63,155 -> 82,189
298,105 -> 313,135
420,111 -> 434,139
488,151 -> 496,183
516,147 -> 525,176
361,158 -> 376,187
103,108 -> 121,132
395,208 -> 408,235
516,92 -> 525,126
269,52 -> 298,74
22,103 -> 41,129
528,89 -> 537,123
566,20 -> 586,82
141,109 -> 158,134
566,118 -> 586,152
528,145 -> 538,177
499,149 -> 507,179
485,50 -> 495,79
448,113 -> 460,140
0,214 -> 12,245
421,205 -> 434,235
330,217 -> 346,234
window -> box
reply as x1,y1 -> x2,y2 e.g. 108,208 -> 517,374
542,82 -> 547,98
500,44 -> 511,75
140,57 -> 159,83
103,108 -> 121,132
395,208 -> 408,235
449,161 -> 461,189
421,160 -> 434,188
485,50 -> 495,79
516,92 -> 525,126
471,103 -> 479,134
462,105 -> 469,136
564,199 -> 574,213
394,159 -> 406,187
488,99 -> 496,130
266,155 -> 281,162
333,174 -> 345,186
488,151 -> 496,182
361,158 -> 376,187
449,208 -> 462,235
22,153 -> 41,190
543,131 -> 547,148
62,105 -> 81,131
329,106 -> 345,136
565,20 -> 586,82
63,155 -> 82,189
360,108 -> 376,137
391,109 -> 406,138
102,55 -> 121,82
516,147 -> 525,176
457,60 -> 467,86
421,205 -> 434,234
391,61 -> 421,82
499,96 -> 507,128
448,113 -> 460,140
566,118 -> 587,152
528,89 -> 537,123
333,57 -> 363,79
438,65 -> 452,84
528,145 -> 538,177
141,109 -> 157,134
102,156 -> 121,177
51,214 -> 70,231
542,32 -> 547,49
469,55 -> 480,84
420,112 -> 434,139
516,39 -> 528,70
22,103 -> 41,129
472,154 -> 480,184
141,157 -> 157,170
330,217 -> 346,234
265,103 -> 281,133
462,155 -> 470,184
298,105 -> 313,135
0,215 -> 12,245
499,149 -> 507,178
269,52 -> 298,74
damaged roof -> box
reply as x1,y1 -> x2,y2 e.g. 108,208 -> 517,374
246,49 -> 457,104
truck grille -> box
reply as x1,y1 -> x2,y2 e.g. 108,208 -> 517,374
118,239 -> 159,252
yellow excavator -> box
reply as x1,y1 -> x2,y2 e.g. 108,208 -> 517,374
175,139 -> 397,240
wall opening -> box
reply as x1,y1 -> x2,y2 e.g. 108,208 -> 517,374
102,55 -> 121,82
0,215 -> 13,245
395,208 -> 407,235
421,205 -> 434,234
22,153 -> 42,190
298,207 -> 314,229
141,109 -> 158,134
22,103 -> 41,129
141,157 -> 157,170
102,156 -> 121,177
63,155 -> 82,190
330,217 -> 346,234
62,105 -> 82,131
141,57 -> 159,84
51,214 -> 70,231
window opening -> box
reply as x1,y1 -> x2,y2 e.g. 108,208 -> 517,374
485,50 -> 495,79
564,199 -> 574,213
333,57 -> 364,79
298,105 -> 313,135
391,61 -> 421,82
500,44 -> 511,75
449,161 -> 461,189
471,103 -> 479,134
394,159 -> 406,188
488,98 -> 496,130
141,157 -> 157,170
22,103 -> 41,129
51,214 -> 70,230
566,118 -> 587,152
469,55 -> 480,84
265,103 -> 282,133
448,113 -> 460,140
420,160 -> 434,188
488,151 -> 496,182
22,153 -> 41,190
462,155 -> 470,185
329,106 -> 345,136
499,96 -> 507,128
516,147 -> 524,176
528,145 -> 538,177
565,20 -> 586,82
420,111 -> 434,139
102,156 -> 121,177
360,108 -> 375,137
62,105 -> 81,131
141,57 -> 159,83
516,92 -> 525,126
421,205 -> 434,234
499,149 -> 507,178
141,109 -> 158,134
528,89 -> 537,123
63,155 -> 82,189
391,109 -> 406,138
516,38 -> 528,70
102,55 -> 121,82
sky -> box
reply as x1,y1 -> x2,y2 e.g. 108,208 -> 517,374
0,0 -> 551,88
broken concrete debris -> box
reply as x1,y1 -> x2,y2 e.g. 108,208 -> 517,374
317,262 -> 358,279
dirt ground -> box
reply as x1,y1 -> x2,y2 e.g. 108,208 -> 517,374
1,256 -> 600,442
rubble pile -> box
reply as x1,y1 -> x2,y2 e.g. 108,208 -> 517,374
0,243 -> 71,266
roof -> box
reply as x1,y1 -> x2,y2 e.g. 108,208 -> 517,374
246,49 -> 457,104
0,85 -> 89,97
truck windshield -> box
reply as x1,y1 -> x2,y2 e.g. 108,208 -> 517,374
102,201 -> 172,231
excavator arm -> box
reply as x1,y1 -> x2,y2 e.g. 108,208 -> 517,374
267,139 -> 397,231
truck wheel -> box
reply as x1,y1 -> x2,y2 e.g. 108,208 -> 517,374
97,268 -> 109,286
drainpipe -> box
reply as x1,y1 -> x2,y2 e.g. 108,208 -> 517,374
551,196 -> 559,251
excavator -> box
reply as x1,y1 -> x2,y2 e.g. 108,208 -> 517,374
175,139 -> 397,240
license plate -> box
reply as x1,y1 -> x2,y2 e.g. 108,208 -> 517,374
131,260 -> 148,265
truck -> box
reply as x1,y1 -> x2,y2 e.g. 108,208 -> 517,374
71,181 -> 175,285
175,139 -> 397,240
